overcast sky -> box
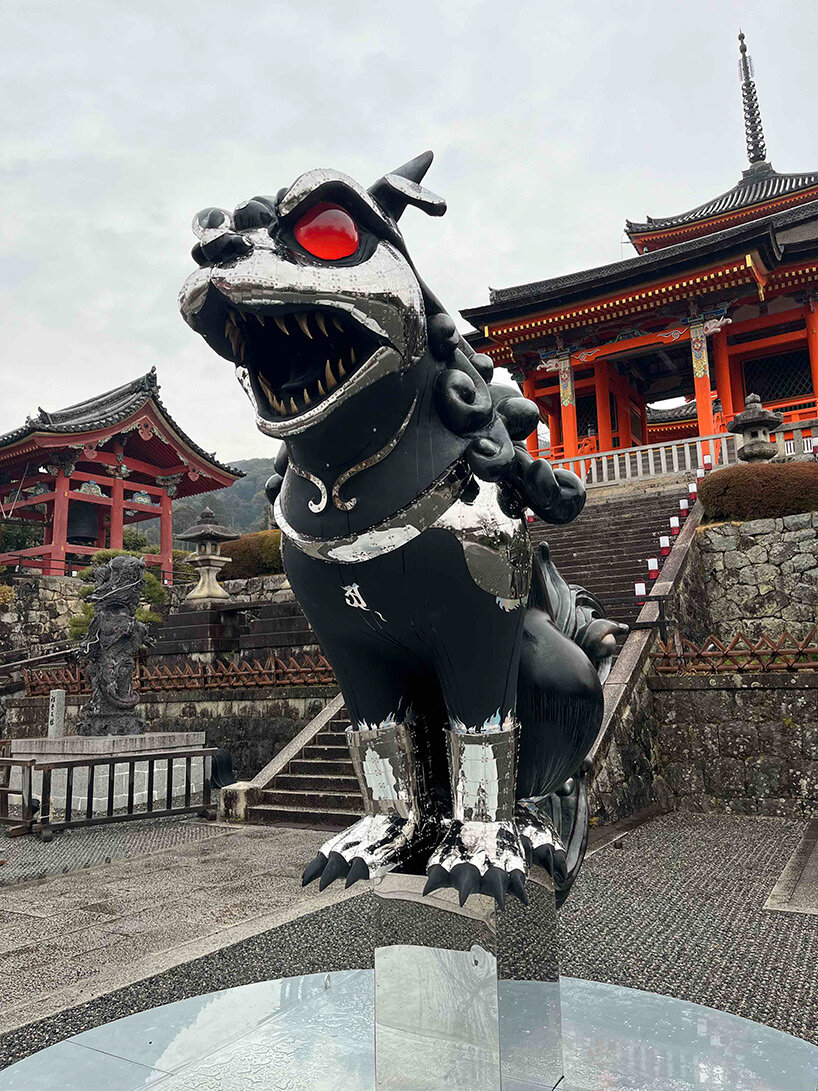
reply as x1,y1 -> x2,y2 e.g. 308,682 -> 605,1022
2,0 -> 817,462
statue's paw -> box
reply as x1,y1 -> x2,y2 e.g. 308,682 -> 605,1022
515,801 -> 568,883
301,814 -> 417,892
423,820 -> 528,908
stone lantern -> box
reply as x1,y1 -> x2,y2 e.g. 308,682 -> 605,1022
177,507 -> 240,604
728,393 -> 783,462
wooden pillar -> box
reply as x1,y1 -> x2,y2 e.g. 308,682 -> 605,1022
160,490 -> 173,584
712,328 -> 733,421
639,401 -> 649,447
593,359 -> 613,452
806,302 -> 818,407
615,379 -> 632,448
729,355 -> 744,416
557,355 -> 578,458
110,477 -> 124,550
522,374 -> 540,456
690,321 -> 714,437
49,470 -> 69,576
546,400 -> 560,454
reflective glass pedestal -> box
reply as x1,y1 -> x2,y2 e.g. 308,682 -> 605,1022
370,869 -> 562,1090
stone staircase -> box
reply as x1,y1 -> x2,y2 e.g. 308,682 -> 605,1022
243,481 -> 688,830
246,707 -> 359,829
530,482 -> 687,629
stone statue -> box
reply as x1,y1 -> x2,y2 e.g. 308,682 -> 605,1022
76,554 -> 149,736
179,151 -> 627,906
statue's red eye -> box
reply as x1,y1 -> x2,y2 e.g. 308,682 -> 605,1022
293,202 -> 359,260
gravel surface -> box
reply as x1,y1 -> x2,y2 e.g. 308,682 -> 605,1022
1,811 -> 816,1070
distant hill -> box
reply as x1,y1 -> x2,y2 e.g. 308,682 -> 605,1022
142,458 -> 277,544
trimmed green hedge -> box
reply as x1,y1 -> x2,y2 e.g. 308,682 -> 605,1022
699,461 -> 818,523
220,529 -> 283,578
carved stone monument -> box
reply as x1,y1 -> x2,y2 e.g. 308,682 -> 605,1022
76,554 -> 149,736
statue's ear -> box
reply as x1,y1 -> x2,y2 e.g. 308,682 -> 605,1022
369,150 -> 446,221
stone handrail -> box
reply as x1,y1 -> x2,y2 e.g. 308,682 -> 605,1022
589,500 -> 703,765
249,690 -> 345,789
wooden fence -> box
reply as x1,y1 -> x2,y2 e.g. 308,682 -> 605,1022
24,654 -> 335,696
652,628 -> 818,673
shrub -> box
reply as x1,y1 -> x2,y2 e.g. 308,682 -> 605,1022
220,529 -> 283,578
0,584 -> 14,609
699,460 -> 818,523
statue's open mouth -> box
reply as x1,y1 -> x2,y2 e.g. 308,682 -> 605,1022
226,305 -> 384,420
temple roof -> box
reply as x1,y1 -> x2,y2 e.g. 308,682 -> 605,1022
647,399 -> 721,424
0,368 -> 242,480
625,163 -> 818,238
463,198 -> 817,323
626,32 -> 818,250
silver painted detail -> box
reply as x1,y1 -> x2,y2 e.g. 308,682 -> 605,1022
331,394 -> 418,511
435,479 -> 532,601
288,460 -> 329,514
342,583 -> 386,622
446,726 -> 517,823
427,819 -> 527,879
277,168 -> 397,236
274,461 -> 469,564
348,721 -> 418,820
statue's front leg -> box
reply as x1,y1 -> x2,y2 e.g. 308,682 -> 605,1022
302,717 -> 427,890
425,724 -> 528,907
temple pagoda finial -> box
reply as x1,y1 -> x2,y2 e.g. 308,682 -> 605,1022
738,29 -> 767,165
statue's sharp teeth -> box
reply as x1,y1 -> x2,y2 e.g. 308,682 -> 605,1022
255,313 -> 265,326
239,340 -> 246,361
317,380 -> 326,397
258,374 -> 273,401
303,388 -> 311,406
296,314 -> 312,339
289,397 -> 299,414
315,313 -> 328,338
325,360 -> 337,391
332,316 -> 344,333
337,357 -> 346,378
274,315 -> 289,336
350,346 -> 356,366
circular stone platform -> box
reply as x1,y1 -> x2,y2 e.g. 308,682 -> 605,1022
1,973 -> 816,1090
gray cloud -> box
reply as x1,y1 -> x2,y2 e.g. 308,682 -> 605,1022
2,0 -> 815,460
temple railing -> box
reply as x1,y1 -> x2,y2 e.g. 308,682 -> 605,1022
24,654 -> 336,696
541,432 -> 738,488
773,419 -> 816,457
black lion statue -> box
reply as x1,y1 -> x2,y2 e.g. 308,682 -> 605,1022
179,151 -> 625,906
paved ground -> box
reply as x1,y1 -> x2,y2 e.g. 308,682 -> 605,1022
1,811 -> 817,1070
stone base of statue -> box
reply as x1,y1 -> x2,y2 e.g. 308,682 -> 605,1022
76,710 -> 145,736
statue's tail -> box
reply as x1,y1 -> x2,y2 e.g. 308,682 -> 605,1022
516,543 -> 626,905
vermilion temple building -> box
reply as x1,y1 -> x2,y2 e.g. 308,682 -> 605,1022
0,369 -> 241,580
463,33 -> 818,471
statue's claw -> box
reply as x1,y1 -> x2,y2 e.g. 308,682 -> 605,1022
303,814 -> 419,890
318,851 -> 350,891
516,803 -> 569,883
345,857 -> 370,888
302,852 -> 327,886
424,820 -> 528,907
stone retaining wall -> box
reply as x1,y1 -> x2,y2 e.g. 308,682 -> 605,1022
0,575 -> 84,657
696,511 -> 818,641
3,686 -> 336,780
649,672 -> 818,817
